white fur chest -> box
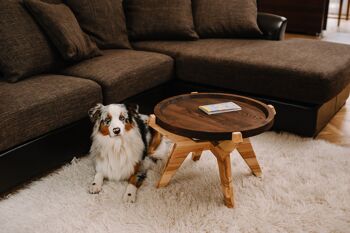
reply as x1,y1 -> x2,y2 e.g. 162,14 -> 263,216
90,129 -> 144,181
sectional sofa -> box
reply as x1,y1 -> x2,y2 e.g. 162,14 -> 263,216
1,0 -> 349,194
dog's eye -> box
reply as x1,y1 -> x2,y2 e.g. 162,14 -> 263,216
119,115 -> 125,121
104,118 -> 111,125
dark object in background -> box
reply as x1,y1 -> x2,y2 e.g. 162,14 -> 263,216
258,0 -> 329,35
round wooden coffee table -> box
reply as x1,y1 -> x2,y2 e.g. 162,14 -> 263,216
149,93 -> 275,208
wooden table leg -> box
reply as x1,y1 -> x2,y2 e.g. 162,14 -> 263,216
157,144 -> 190,188
210,145 -> 235,208
236,138 -> 262,177
191,150 -> 202,161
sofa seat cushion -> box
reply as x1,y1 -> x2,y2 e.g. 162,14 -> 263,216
0,75 -> 102,152
133,39 -> 350,104
62,50 -> 174,103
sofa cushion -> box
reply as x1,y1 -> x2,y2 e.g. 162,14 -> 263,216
66,0 -> 131,49
0,0 -> 65,82
133,39 -> 350,104
192,0 -> 262,38
62,50 -> 174,103
124,0 -> 198,41
0,75 -> 102,152
24,0 -> 101,62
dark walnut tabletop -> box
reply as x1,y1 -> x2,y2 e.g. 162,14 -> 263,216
154,93 -> 275,141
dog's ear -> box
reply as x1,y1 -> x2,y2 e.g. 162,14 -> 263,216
88,103 -> 104,123
125,103 -> 139,115
125,103 -> 139,122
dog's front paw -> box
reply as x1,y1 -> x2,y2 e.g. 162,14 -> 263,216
123,184 -> 137,203
89,183 -> 102,194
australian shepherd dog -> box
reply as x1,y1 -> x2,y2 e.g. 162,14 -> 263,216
87,103 -> 169,203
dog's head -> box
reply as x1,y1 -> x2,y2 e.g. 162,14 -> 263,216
88,103 -> 139,137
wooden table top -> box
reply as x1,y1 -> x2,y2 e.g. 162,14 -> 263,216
154,93 -> 275,140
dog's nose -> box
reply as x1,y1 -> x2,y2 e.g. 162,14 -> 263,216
113,127 -> 121,135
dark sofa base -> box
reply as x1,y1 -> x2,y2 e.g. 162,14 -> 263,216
0,119 -> 92,195
1,80 -> 348,195
259,87 -> 348,136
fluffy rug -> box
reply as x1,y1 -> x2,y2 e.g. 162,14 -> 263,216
0,132 -> 349,233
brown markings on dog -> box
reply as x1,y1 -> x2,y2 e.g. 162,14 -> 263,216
125,122 -> 134,132
99,124 -> 109,136
148,128 -> 162,155
128,163 -> 141,187
99,113 -> 112,136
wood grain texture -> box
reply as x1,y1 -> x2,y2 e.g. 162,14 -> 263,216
149,114 -> 212,188
157,144 -> 189,188
317,100 -> 350,146
210,144 -> 235,208
149,98 -> 268,208
236,138 -> 262,177
149,117 -> 265,208
154,93 -> 275,140
150,114 -> 238,207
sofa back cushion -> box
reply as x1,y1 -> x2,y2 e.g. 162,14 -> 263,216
192,0 -> 262,38
24,0 -> 101,62
124,0 -> 198,41
0,0 -> 65,82
66,0 -> 131,49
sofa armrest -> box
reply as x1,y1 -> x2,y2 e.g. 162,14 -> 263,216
257,12 -> 287,41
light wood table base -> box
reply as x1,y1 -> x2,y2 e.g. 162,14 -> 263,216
149,115 -> 262,208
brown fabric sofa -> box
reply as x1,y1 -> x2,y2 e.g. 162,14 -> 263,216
62,50 -> 174,103
133,39 -> 350,105
0,75 -> 102,152
0,0 -> 349,194
132,38 -> 350,136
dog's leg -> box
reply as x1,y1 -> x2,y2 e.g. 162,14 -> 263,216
89,172 -> 104,194
123,171 -> 147,203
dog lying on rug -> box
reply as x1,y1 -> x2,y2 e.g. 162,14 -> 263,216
88,103 -> 169,203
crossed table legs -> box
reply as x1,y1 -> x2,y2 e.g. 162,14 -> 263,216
149,115 -> 262,208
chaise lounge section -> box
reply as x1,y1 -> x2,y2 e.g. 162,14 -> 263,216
133,38 -> 350,136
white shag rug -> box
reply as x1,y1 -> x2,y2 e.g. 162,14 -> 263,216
0,132 -> 350,233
